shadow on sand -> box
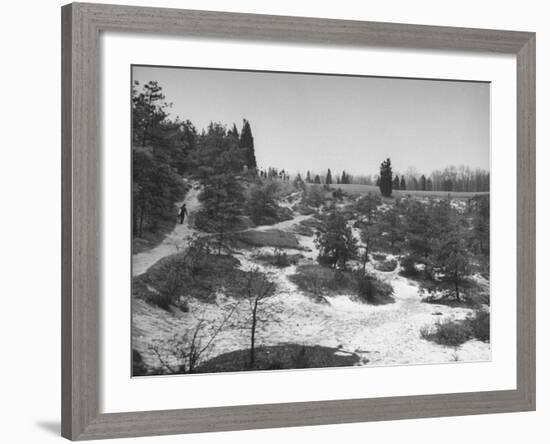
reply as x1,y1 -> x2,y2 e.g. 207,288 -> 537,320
195,343 -> 362,374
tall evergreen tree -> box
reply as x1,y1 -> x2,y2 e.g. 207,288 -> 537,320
306,170 -> 312,183
400,176 -> 406,190
420,174 -> 427,191
315,211 -> 358,270
379,158 -> 393,197
314,174 -> 321,184
341,171 -> 349,184
132,80 -> 169,148
194,123 -> 246,254
426,177 -> 433,191
239,119 -> 257,169
229,123 -> 240,140
326,168 -> 332,185
393,175 -> 400,190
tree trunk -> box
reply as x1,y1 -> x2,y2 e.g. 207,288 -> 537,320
249,300 -> 259,368
454,271 -> 461,302
138,205 -> 145,238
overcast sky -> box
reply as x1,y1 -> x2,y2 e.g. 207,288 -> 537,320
133,65 -> 490,176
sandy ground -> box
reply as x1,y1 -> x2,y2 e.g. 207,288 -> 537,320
132,195 -> 490,371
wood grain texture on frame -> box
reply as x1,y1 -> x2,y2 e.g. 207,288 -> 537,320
61,2 -> 536,440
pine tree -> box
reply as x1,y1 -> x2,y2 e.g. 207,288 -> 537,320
326,168 -> 332,185
315,211 -> 358,270
356,193 -> 382,225
314,174 -> 321,184
420,174 -> 427,191
239,119 -> 257,169
306,170 -> 311,183
229,123 -> 240,140
132,80 -> 168,148
381,205 -> 404,252
379,158 -> 393,197
341,170 -> 349,184
194,123 -> 246,254
400,176 -> 406,190
426,177 -> 433,191
393,175 -> 400,190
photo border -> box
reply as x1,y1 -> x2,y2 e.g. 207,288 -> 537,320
62,3 -> 535,440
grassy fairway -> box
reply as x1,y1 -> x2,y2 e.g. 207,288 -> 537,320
328,183 -> 489,199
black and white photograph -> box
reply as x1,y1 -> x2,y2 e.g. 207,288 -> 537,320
131,65 -> 491,376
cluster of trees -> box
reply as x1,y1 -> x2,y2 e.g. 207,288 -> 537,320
132,80 -> 258,242
395,196 -> 489,301
303,169 -> 353,185
377,158 -> 490,196
132,81 -> 187,238
192,122 -> 249,253
314,187 -> 490,302
391,174 -> 433,192
429,166 -> 490,192
315,212 -> 357,270
258,167 -> 290,182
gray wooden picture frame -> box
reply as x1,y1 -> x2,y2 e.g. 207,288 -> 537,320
61,2 -> 536,440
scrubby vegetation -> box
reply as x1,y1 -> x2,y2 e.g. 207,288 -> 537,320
289,264 -> 394,305
420,319 -> 473,347
255,249 -> 302,268
132,237 -> 249,309
374,258 -> 398,272
420,309 -> 490,347
246,180 -> 293,225
230,229 -> 301,250
355,273 -> 395,305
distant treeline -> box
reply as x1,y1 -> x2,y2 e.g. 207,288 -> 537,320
299,165 -> 490,193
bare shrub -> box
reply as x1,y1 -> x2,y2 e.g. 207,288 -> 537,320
149,301 -> 240,374
242,269 -> 276,368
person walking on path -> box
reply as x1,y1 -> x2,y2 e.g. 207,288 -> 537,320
178,203 -> 188,224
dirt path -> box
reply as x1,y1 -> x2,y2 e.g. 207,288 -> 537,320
132,186 -> 200,276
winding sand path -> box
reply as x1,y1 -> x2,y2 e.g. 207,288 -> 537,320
132,186 -> 200,277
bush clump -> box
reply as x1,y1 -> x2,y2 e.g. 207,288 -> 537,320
421,320 -> 473,347
132,349 -> 149,376
355,273 -> 394,305
132,238 -> 248,309
421,309 -> 490,346
465,309 -> 490,342
371,253 -> 387,261
289,264 -> 394,305
289,264 -> 356,299
375,258 -> 398,272
255,248 -> 302,268
400,255 -> 418,276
